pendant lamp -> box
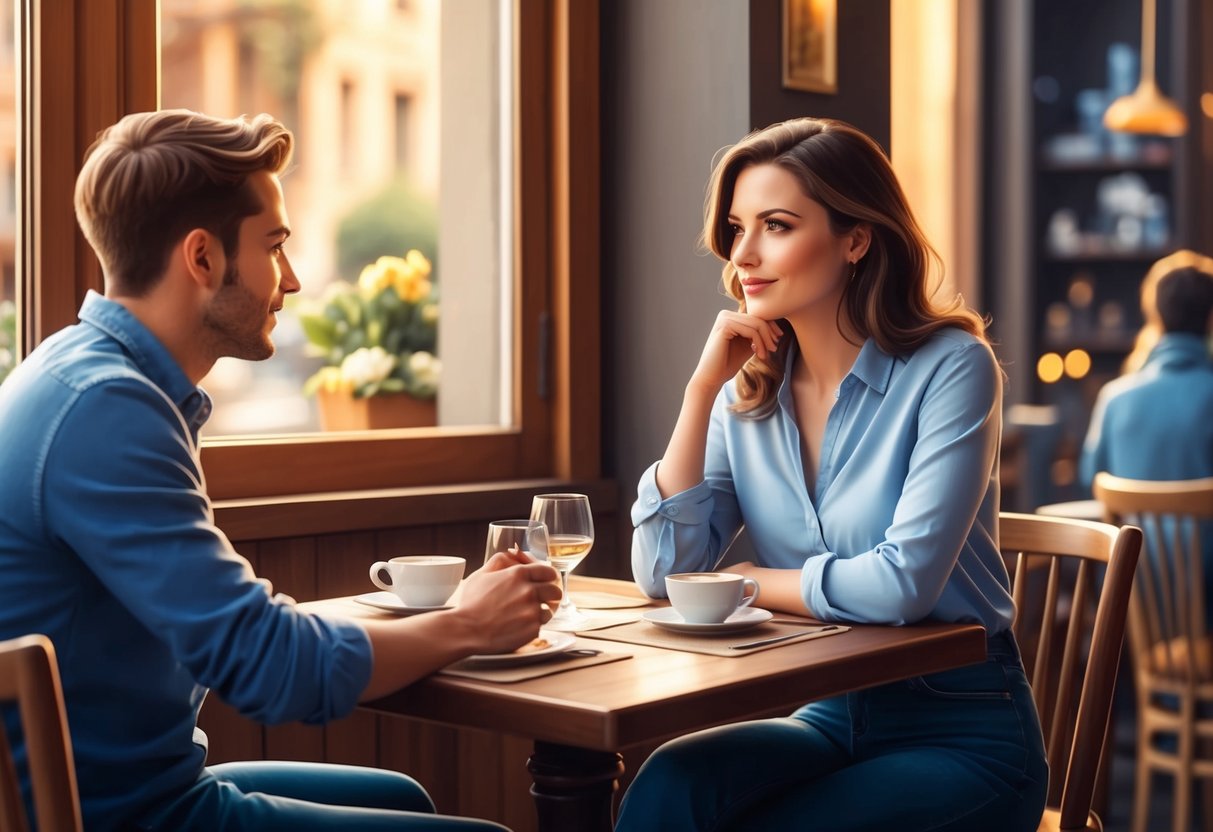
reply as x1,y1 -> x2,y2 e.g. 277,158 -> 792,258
1103,0 -> 1187,136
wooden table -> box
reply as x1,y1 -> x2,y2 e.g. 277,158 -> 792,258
307,577 -> 987,831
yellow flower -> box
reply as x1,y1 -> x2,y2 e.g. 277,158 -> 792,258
356,252 -> 433,303
315,366 -> 354,394
398,276 -> 432,303
406,249 -> 432,278
357,261 -> 388,295
421,303 -> 439,324
376,255 -> 407,284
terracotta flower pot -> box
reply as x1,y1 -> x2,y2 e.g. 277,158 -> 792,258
316,388 -> 437,431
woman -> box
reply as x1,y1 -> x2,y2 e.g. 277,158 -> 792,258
617,118 -> 1048,831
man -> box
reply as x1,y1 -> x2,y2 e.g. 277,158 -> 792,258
0,109 -> 561,830
1080,251 -> 1213,487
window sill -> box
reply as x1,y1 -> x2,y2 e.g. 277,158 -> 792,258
212,478 -> 618,542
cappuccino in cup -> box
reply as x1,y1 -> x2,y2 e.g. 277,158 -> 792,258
665,572 -> 760,624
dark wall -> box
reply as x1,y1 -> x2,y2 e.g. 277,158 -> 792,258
749,0 -> 891,152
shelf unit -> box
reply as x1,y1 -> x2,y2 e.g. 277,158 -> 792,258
983,0 -> 1207,511
1023,0 -> 1188,503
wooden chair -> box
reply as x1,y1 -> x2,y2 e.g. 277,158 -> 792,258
1093,474 -> 1213,832
1000,512 -> 1142,832
0,634 -> 82,832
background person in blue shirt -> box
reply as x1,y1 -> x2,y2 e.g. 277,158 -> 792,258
616,118 -> 1048,832
1080,250 -> 1213,488
1080,251 -> 1213,629
0,109 -> 561,831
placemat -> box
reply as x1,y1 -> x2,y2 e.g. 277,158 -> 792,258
578,619 -> 849,657
440,647 -> 632,683
570,590 -> 652,610
546,609 -> 644,632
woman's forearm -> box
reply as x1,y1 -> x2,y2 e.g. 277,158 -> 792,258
655,384 -> 718,498
724,563 -> 814,617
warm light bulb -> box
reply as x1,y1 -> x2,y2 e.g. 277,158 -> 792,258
1064,349 -> 1091,379
1037,353 -> 1064,384
1104,81 -> 1188,136
1067,275 -> 1095,309
1103,0 -> 1188,137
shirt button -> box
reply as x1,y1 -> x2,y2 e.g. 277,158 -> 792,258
666,505 -> 680,517
833,387 -> 840,399
647,496 -> 658,506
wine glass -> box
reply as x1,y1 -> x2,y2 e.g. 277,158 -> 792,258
484,519 -> 549,565
530,493 -> 594,630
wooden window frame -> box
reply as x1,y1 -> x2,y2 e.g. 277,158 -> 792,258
18,0 -> 600,501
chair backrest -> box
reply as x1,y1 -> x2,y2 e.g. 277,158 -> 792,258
0,634 -> 82,832
1092,474 -> 1213,685
1000,512 -> 1142,831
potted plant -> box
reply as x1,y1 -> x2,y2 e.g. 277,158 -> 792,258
297,250 -> 440,430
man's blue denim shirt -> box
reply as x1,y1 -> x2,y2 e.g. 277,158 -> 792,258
0,292 -> 372,830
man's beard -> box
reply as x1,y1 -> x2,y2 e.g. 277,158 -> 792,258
201,260 -> 275,361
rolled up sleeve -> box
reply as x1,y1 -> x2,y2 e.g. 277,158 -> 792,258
631,392 -> 744,597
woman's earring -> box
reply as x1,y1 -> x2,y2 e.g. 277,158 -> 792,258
849,262 -> 857,281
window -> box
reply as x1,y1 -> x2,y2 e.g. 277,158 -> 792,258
340,79 -> 356,176
16,0 -> 601,500
394,93 -> 412,172
0,0 -> 14,387
161,1 -> 508,440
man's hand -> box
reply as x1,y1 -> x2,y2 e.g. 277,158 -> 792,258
457,551 -> 562,655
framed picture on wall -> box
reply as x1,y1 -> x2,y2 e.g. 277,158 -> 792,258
782,0 -> 837,94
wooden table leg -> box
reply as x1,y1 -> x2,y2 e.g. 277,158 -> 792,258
527,741 -> 624,832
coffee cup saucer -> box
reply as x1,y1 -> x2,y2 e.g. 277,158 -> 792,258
353,591 -> 454,615
642,606 -> 772,634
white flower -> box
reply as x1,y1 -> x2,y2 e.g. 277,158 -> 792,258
407,351 -> 442,390
340,346 -> 396,388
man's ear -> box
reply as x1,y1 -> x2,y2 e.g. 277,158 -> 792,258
181,228 -> 224,290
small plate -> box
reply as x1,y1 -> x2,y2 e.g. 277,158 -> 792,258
642,606 -> 773,634
461,630 -> 578,667
353,591 -> 453,615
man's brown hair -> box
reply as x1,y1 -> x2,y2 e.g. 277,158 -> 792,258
74,109 -> 293,296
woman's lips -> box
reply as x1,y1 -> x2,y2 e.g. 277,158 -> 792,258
741,278 -> 775,295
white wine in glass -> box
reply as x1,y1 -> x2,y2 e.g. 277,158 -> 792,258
546,534 -> 593,572
530,493 -> 594,629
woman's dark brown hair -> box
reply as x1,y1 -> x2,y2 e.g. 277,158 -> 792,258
702,117 -> 986,416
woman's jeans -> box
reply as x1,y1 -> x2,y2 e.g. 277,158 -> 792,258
135,760 -> 510,831
615,632 -> 1048,832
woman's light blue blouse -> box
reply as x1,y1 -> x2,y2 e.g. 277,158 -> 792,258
632,329 -> 1013,632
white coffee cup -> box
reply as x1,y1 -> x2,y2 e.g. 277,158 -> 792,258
369,555 -> 466,608
665,572 -> 760,624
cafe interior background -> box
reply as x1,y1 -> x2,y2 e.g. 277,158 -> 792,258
1,0 -> 1210,828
